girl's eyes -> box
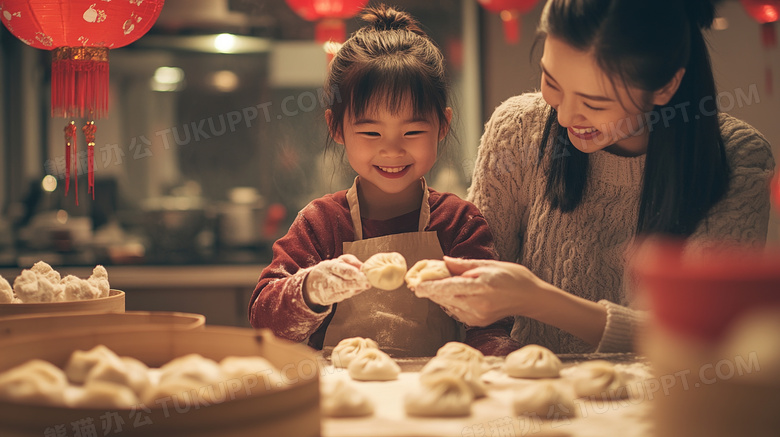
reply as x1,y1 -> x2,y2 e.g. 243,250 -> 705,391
405,131 -> 425,136
357,131 -> 380,137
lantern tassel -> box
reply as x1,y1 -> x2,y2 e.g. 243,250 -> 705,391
52,47 -> 109,119
500,10 -> 521,44
83,121 -> 97,200
64,122 -> 76,199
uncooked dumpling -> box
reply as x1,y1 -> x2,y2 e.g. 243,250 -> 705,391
70,381 -> 139,409
420,357 -> 486,397
347,349 -> 400,381
85,356 -> 150,397
65,345 -> 123,384
145,355 -> 225,406
503,344 -> 562,378
331,337 -> 379,369
320,378 -> 374,417
0,359 -> 68,406
0,275 -> 13,303
361,252 -> 407,290
570,360 -> 630,400
220,356 -> 284,395
513,381 -> 575,419
405,373 -> 473,417
404,259 -> 451,290
435,342 -> 486,371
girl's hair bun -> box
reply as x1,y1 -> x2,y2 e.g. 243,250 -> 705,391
361,4 -> 426,37
683,0 -> 717,30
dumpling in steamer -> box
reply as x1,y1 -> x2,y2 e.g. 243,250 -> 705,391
219,356 -> 284,395
13,270 -> 62,303
331,337 -> 379,369
70,381 -> 139,409
420,357 -> 486,397
361,252 -> 407,290
513,381 -> 575,419
0,275 -> 13,303
404,259 -> 451,290
61,275 -> 101,301
87,265 -> 110,298
144,354 -> 225,406
0,359 -> 68,406
158,354 -> 223,385
570,360 -> 631,400
65,345 -> 123,384
347,349 -> 400,381
503,344 -> 562,378
405,373 -> 473,417
85,356 -> 151,397
320,378 -> 374,417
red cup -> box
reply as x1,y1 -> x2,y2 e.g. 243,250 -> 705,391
630,237 -> 780,342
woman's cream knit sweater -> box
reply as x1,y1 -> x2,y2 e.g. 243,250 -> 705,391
468,93 -> 775,354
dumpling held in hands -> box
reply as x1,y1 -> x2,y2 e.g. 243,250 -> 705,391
361,252 -> 407,290
405,259 -> 451,290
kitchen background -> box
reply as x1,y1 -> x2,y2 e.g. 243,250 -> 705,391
0,0 -> 778,324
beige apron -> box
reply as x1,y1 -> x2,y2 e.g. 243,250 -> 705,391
322,177 -> 463,357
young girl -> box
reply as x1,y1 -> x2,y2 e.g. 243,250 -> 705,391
249,6 -> 496,357
414,0 -> 775,354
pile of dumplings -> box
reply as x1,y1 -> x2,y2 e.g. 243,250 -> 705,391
0,345 -> 285,409
361,252 -> 451,291
0,261 -> 110,304
503,344 -> 636,420
323,338 -> 487,418
323,338 -> 641,421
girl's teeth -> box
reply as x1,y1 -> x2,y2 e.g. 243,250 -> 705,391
572,127 -> 598,134
379,166 -> 406,173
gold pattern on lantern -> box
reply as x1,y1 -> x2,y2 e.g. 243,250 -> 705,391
53,47 -> 109,62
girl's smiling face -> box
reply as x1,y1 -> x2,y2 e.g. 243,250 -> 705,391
540,36 -> 658,156
332,98 -> 451,197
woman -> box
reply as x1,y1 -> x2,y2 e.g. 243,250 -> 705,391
414,0 -> 775,354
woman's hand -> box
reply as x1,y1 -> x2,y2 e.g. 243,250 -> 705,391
415,256 -> 608,346
412,256 -> 548,326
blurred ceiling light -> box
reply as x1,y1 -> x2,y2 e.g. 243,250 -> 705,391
214,33 -> 237,53
135,34 -> 271,54
42,175 -> 57,192
151,66 -> 185,92
56,209 -> 69,224
712,17 -> 728,31
210,70 -> 240,92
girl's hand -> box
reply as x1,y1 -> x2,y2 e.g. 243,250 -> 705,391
413,256 -> 546,326
303,254 -> 372,307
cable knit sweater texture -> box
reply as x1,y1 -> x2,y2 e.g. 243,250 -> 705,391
469,93 -> 775,354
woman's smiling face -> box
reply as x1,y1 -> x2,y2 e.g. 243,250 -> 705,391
540,36 -> 656,157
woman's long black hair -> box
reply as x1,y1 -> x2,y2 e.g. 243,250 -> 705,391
537,0 -> 729,237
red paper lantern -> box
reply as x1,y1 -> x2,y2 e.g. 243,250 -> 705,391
740,0 -> 780,95
0,0 -> 165,203
285,0 -> 368,44
477,0 -> 539,44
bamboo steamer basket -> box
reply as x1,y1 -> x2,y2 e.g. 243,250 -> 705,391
0,311 -> 205,340
0,327 -> 320,437
0,289 -> 125,317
